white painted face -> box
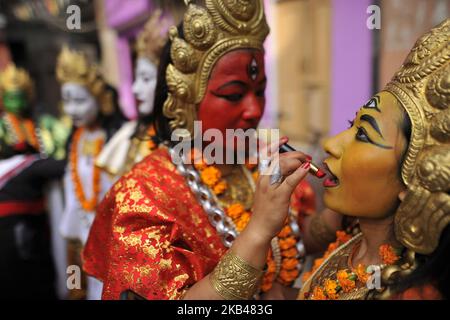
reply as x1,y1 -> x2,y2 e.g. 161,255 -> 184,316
132,58 -> 157,115
61,83 -> 99,128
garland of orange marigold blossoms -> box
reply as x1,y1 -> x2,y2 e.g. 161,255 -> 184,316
146,125 -> 158,151
302,230 -> 352,282
4,113 -> 40,150
70,127 -> 105,212
191,150 -> 301,292
305,239 -> 402,300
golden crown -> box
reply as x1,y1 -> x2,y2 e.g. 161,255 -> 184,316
0,63 -> 34,101
162,0 -> 270,138
56,45 -> 114,115
135,9 -> 168,64
384,19 -> 450,254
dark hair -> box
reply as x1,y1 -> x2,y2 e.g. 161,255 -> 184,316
99,84 -> 126,141
393,109 -> 449,299
398,107 -> 412,179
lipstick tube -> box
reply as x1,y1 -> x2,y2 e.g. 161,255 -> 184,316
279,143 -> 326,179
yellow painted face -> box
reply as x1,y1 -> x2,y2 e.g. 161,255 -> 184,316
322,91 -> 409,219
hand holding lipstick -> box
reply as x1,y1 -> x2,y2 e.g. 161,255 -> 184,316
279,143 -> 326,179
247,138 -> 314,241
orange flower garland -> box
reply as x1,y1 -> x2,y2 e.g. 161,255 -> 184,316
193,151 -> 302,292
23,118 -> 40,150
146,125 -> 157,151
302,230 -> 352,282
4,113 -> 40,151
70,128 -> 105,211
306,243 -> 401,300
379,244 -> 401,265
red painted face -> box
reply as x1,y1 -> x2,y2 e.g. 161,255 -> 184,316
197,49 -> 266,151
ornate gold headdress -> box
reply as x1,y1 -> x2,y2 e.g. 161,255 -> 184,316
56,45 -> 114,115
135,9 -> 168,64
163,0 -> 269,138
384,19 -> 450,255
0,63 -> 34,101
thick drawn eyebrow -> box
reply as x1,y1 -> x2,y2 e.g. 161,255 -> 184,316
360,114 -> 384,139
362,95 -> 381,112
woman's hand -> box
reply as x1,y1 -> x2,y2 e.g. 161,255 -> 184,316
246,138 -> 311,243
184,138 -> 310,300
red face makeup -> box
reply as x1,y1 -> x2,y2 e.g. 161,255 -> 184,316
197,49 -> 266,152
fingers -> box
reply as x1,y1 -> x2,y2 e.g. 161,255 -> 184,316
280,162 -> 310,194
258,137 -> 287,175
280,151 -> 311,163
258,136 -> 288,159
260,153 -> 306,187
279,157 -> 304,176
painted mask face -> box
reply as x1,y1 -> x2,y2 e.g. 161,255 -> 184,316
322,91 -> 408,219
61,83 -> 99,128
3,90 -> 27,115
197,49 -> 266,152
132,58 -> 158,116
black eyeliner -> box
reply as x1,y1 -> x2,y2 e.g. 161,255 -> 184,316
356,126 -> 393,149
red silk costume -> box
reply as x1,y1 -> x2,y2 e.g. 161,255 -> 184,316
83,147 -> 315,299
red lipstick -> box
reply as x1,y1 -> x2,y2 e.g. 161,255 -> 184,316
279,143 -> 326,179
322,162 -> 340,188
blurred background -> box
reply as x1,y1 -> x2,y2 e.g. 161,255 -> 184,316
0,0 -> 448,300
0,0 -> 448,207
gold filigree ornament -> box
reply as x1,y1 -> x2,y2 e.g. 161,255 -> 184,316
135,9 -> 168,64
0,63 -> 34,101
383,19 -> 450,255
163,0 -> 269,139
56,45 -> 114,116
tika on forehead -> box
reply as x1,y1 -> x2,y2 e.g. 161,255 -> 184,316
249,58 -> 259,81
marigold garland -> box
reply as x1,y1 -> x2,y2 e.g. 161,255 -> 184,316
70,127 -> 105,211
302,230 -> 352,282
4,113 -> 40,150
192,150 -> 302,292
147,125 -> 157,150
305,241 -> 401,300
379,244 -> 401,265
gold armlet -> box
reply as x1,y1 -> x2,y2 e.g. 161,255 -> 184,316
210,250 -> 264,300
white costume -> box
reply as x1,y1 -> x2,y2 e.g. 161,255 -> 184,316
60,128 -> 113,300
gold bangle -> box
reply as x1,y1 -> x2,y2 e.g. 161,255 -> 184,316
210,250 -> 264,300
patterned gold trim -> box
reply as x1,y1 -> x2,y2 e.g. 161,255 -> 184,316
210,250 -> 264,300
383,19 -> 450,254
